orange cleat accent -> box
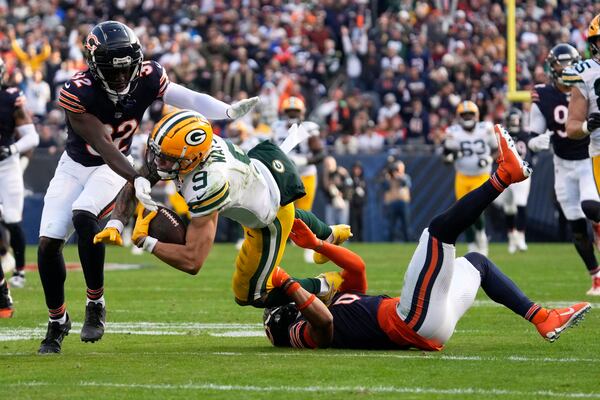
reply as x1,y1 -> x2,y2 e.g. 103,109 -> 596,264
494,124 -> 532,185
535,302 -> 591,342
0,307 -> 13,318
587,276 -> 600,296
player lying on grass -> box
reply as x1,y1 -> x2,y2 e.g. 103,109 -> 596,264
264,125 -> 591,349
94,110 -> 351,308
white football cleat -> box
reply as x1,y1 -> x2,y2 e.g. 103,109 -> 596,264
587,275 -> 600,296
8,272 -> 25,289
516,230 -> 528,252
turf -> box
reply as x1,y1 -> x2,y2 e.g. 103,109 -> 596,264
0,243 -> 598,399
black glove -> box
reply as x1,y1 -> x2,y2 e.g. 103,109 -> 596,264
587,113 -> 600,132
0,146 -> 12,161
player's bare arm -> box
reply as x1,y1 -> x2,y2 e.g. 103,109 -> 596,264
566,86 -> 591,139
270,267 -> 334,348
135,211 -> 218,275
67,111 -> 140,182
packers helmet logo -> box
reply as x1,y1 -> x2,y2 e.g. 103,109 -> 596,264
272,159 -> 285,173
185,129 -> 207,146
85,33 -> 100,54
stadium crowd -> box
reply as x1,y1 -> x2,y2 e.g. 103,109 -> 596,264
2,0 -> 599,152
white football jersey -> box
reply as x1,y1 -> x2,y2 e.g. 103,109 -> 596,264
564,59 -> 600,156
271,119 -> 317,177
179,135 -> 280,229
444,122 -> 497,176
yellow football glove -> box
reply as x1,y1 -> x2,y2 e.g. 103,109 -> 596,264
132,207 -> 157,246
93,227 -> 123,246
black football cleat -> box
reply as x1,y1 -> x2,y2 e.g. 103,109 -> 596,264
0,280 -> 13,318
38,315 -> 72,354
80,302 -> 106,343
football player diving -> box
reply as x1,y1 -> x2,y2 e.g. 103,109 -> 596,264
443,101 -> 497,255
37,21 -> 258,354
529,43 -> 600,296
265,126 -> 590,350
94,110 -> 351,315
0,57 -> 40,317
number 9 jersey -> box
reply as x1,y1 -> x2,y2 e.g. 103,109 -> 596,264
443,122 -> 497,176
57,60 -> 169,166
563,60 -> 600,157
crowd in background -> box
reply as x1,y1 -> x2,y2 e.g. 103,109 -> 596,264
2,0 -> 600,241
2,0 -> 600,153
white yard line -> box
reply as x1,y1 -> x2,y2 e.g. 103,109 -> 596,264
7,381 -> 600,398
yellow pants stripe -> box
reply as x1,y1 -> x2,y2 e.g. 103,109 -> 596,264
593,156 -> 600,196
233,203 -> 295,304
454,172 -> 490,200
295,174 -> 316,211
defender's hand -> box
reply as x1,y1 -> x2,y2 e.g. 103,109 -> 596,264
93,227 -> 123,246
226,96 -> 259,119
289,219 -> 321,250
134,176 -> 157,211
132,207 -> 157,246
586,113 -> 600,133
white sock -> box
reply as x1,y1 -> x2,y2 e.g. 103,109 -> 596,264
87,295 -> 105,307
593,270 -> 600,279
50,313 -> 68,325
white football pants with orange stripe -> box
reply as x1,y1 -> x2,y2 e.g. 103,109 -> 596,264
397,228 -> 481,345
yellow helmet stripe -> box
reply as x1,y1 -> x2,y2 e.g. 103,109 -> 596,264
155,110 -> 199,145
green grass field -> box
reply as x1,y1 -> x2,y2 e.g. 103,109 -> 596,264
0,243 -> 598,399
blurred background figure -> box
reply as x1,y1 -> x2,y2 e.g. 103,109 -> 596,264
349,161 -> 367,242
382,160 -> 412,242
321,156 -> 352,227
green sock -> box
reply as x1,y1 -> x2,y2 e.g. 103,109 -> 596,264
474,213 -> 485,231
465,225 -> 475,243
294,209 -> 332,240
263,278 -> 321,307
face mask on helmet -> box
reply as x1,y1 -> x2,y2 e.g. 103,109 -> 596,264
263,304 -> 300,347
146,139 -> 202,180
284,109 -> 303,127
459,112 -> 477,130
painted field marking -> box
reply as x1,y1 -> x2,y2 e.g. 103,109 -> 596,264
7,381 -> 600,398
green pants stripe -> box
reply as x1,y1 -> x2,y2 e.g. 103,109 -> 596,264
247,218 -> 283,303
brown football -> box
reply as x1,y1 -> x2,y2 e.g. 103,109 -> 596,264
144,206 -> 186,245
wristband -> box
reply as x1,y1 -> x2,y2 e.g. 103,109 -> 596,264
105,219 -> 125,234
298,294 -> 316,311
284,281 -> 301,296
582,120 -> 590,135
142,236 -> 158,253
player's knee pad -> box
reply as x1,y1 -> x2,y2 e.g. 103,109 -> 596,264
72,210 -> 99,237
581,200 -> 600,223
38,236 -> 64,258
464,252 -> 490,280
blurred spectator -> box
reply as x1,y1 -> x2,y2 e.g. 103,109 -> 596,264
321,156 -> 352,226
377,93 -> 401,131
349,161 -> 367,242
25,70 -> 51,119
382,161 -> 412,242
334,133 -> 359,155
357,120 -> 384,154
37,125 -> 59,155
406,99 -> 430,144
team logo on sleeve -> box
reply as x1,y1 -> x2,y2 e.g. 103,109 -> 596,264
272,159 -> 285,173
185,129 -> 207,146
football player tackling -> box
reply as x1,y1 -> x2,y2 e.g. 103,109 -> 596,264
95,110 -> 349,311
264,125 -> 590,349
37,21 -> 258,354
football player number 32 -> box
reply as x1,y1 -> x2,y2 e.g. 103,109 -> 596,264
86,119 -> 139,156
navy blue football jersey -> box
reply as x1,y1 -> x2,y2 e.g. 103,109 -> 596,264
58,61 -> 169,167
288,292 -> 400,350
532,84 -> 589,160
0,86 -> 23,147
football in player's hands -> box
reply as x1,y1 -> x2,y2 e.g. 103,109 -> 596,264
587,113 -> 600,132
145,206 -> 186,245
